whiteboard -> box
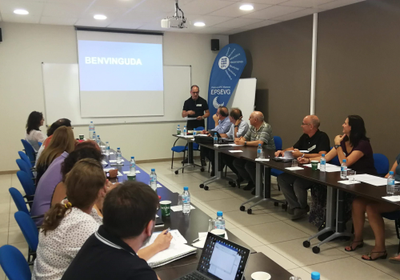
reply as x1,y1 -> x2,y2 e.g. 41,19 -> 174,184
41,63 -> 191,125
228,78 -> 257,121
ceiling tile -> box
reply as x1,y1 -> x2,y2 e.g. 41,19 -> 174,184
317,0 -> 364,11
280,0 -> 334,8
75,17 -> 114,27
107,20 -> 146,29
242,5 -> 305,19
270,7 -> 316,20
186,14 -> 233,27
237,0 -> 289,4
209,2 -> 272,17
1,13 -> 41,23
42,2 -> 90,18
189,27 -> 233,34
179,0 -> 237,15
0,0 -> 44,15
40,16 -> 78,25
212,17 -> 263,29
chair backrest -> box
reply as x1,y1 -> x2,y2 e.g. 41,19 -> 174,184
21,139 -> 36,164
9,188 -> 30,215
373,153 -> 389,177
0,245 -> 32,280
14,211 -> 39,251
18,151 -> 33,169
16,171 -> 35,197
273,136 -> 282,151
16,159 -> 33,178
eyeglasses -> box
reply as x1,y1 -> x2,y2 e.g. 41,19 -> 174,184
192,91 -> 199,94
301,123 -> 310,126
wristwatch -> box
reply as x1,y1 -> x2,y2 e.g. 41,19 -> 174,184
244,141 -> 247,146
234,125 -> 239,128
334,145 -> 341,149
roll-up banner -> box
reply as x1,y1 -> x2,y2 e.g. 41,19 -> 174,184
207,43 -> 247,129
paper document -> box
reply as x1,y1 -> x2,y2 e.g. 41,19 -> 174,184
123,170 -> 141,174
214,143 -> 242,147
171,205 -> 196,212
177,135 -> 194,138
229,150 -> 243,153
192,232 -> 229,249
382,195 -> 400,202
255,158 -> 270,162
303,163 -> 341,172
353,174 -> 400,186
144,229 -> 188,246
184,117 -> 197,120
337,180 -> 361,185
285,167 -> 304,171
109,159 -> 124,163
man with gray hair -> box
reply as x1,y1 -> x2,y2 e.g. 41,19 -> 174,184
233,111 -> 275,194
276,115 -> 330,220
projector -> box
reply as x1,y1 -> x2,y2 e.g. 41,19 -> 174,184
161,0 -> 187,29
161,17 -> 187,29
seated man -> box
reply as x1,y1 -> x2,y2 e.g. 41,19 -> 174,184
203,106 -> 232,175
219,108 -> 249,184
61,181 -> 170,280
233,111 -> 275,194
275,115 -> 330,220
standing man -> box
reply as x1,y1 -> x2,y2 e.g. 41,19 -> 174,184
276,115 -> 330,220
233,111 -> 275,194
182,85 -> 210,130
61,181 -> 171,280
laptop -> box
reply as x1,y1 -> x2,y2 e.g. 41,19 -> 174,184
176,232 -> 250,280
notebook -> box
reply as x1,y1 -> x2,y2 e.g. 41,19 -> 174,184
144,230 -> 197,268
176,232 -> 250,280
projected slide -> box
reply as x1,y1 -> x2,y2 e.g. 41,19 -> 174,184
78,40 -> 163,91
76,30 -> 164,118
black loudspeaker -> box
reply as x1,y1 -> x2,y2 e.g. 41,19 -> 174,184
0,28 -> 2,42
211,39 -> 219,51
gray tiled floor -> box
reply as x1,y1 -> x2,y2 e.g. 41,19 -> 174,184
1,159 -> 400,280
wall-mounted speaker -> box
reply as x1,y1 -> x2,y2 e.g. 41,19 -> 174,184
211,39 -> 219,51
0,28 -> 2,42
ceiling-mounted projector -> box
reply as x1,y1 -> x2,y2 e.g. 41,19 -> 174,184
161,0 -> 187,29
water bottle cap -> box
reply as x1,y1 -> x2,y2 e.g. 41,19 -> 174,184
258,143 -> 261,146
390,171 -> 394,175
217,211 -> 223,216
214,133 -> 217,135
131,156 -> 134,159
106,141 -> 109,144
184,186 -> 188,191
151,168 -> 155,172
342,159 -> 346,163
321,153 -> 325,157
117,147 -> 120,150
193,128 -> 196,130
311,272 -> 320,280
90,121 -> 93,123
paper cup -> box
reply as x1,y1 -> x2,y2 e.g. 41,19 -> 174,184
79,134 -> 85,140
251,271 -> 271,280
311,160 -> 319,171
210,229 -> 226,238
160,200 -> 171,217
127,175 -> 136,181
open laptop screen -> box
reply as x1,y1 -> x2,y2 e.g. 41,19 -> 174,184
197,233 -> 249,280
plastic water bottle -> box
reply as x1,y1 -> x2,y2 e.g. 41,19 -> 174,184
116,148 -> 122,165
320,154 -> 326,172
193,128 -> 197,136
387,171 -> 395,195
177,124 -> 181,135
182,186 -> 191,214
97,135 -> 101,145
257,143 -> 264,159
183,125 -> 187,136
129,157 -> 136,179
214,211 -> 225,230
92,130 -> 96,141
340,159 -> 347,179
89,121 -> 94,139
213,133 -> 218,144
150,169 -> 157,191
311,272 -> 320,280
105,142 -> 110,156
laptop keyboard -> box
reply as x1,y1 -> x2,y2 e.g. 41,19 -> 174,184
178,271 -> 210,280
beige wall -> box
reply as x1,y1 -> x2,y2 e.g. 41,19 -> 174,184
230,0 -> 400,163
0,22 -> 228,171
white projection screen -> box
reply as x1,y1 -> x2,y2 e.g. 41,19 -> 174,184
76,30 -> 164,118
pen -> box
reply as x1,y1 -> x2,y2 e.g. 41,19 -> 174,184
192,238 -> 200,243
164,228 -> 170,234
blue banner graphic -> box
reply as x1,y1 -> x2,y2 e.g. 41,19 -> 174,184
207,43 -> 247,129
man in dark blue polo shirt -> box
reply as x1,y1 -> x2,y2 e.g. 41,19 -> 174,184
182,85 -> 210,130
62,181 -> 170,280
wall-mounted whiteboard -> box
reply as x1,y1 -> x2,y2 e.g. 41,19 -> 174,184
41,63 -> 191,126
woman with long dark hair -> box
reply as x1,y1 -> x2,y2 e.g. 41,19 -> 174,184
25,111 -> 46,151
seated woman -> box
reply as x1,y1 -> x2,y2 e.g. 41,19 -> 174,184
33,159 -> 172,280
344,156 -> 400,261
25,111 -> 46,152
35,126 -> 76,184
31,141 -> 102,225
35,118 -> 72,166
299,115 -> 377,233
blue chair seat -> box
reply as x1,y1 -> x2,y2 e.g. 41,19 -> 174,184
382,210 -> 400,253
0,245 -> 31,280
171,146 -> 187,153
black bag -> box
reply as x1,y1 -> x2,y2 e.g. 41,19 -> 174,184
194,136 -> 213,144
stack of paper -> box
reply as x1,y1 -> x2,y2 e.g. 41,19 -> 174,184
303,163 -> 341,172
192,232 -> 229,249
353,174 -> 400,187
143,230 -> 197,268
